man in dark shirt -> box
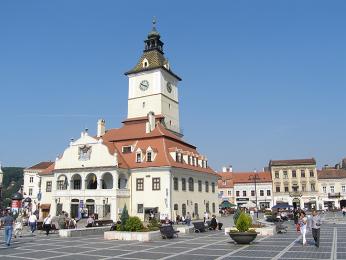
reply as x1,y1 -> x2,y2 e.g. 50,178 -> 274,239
1,209 -> 14,247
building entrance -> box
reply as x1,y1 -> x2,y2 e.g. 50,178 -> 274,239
70,199 -> 79,219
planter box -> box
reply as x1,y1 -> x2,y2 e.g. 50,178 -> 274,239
229,232 -> 258,244
224,226 -> 274,237
59,226 -> 110,238
104,230 -> 160,242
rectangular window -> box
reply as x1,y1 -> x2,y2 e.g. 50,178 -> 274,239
311,183 -> 315,191
236,191 -> 240,196
301,170 -> 305,178
136,153 -> 142,163
310,170 -> 314,177
260,190 -> 264,196
182,178 -> 186,191
211,182 -> 215,193
136,178 -> 144,191
29,176 -> 34,183
220,191 -> 224,196
293,186 -> 298,192
283,171 -> 288,179
292,170 -> 296,178
205,181 -> 209,192
198,180 -> 202,192
243,190 -> 246,197
302,184 -> 306,192
46,181 -> 52,192
228,190 -> 232,196
137,204 -> 143,213
173,177 -> 178,191
147,152 -> 152,162
188,156 -> 191,165
152,178 -> 160,190
342,186 -> 346,193
330,186 -> 335,193
275,171 -> 279,178
196,158 -> 199,167
251,190 -> 255,196
175,152 -> 179,162
323,186 -> 327,193
267,190 -> 271,196
284,186 -> 289,192
276,186 -> 280,192
122,146 -> 132,153
29,188 -> 33,196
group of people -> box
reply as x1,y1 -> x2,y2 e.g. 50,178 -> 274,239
294,209 -> 321,247
0,209 -> 53,247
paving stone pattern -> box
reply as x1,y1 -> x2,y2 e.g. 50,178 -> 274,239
0,217 -> 344,259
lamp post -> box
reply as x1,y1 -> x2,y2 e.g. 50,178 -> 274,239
248,170 -> 261,219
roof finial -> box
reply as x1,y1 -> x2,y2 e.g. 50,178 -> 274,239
152,16 -> 157,31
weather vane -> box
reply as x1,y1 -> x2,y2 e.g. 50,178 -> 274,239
152,16 -> 157,31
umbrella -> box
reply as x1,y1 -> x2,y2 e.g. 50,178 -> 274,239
242,201 -> 256,208
220,201 -> 236,208
272,203 -> 292,209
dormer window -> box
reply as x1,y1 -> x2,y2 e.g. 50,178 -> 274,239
122,146 -> 132,154
188,156 -> 191,165
136,152 -> 142,163
147,151 -> 152,162
142,58 -> 149,68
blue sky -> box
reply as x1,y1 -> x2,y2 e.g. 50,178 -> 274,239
0,1 -> 345,171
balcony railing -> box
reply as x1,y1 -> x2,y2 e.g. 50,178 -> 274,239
116,189 -> 130,198
328,192 -> 341,199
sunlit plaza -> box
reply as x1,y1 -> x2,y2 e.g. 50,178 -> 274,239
1,213 -> 345,260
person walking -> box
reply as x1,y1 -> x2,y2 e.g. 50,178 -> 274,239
43,215 -> 52,236
14,213 -> 24,238
311,210 -> 321,247
0,209 -> 14,247
299,211 -> 308,246
342,207 -> 346,217
28,213 -> 37,234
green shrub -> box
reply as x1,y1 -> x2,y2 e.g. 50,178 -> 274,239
118,204 -> 129,231
124,217 -> 144,232
233,208 -> 241,225
236,212 -> 252,232
147,218 -> 161,231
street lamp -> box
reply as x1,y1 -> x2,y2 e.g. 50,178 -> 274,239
248,170 -> 261,219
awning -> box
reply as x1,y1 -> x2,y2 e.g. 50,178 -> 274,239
40,204 -> 51,210
220,201 -> 237,208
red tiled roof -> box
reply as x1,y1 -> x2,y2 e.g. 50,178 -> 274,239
99,117 -> 215,175
39,163 -> 55,175
26,162 -> 54,170
318,169 -> 346,179
231,172 -> 272,184
269,158 -> 316,167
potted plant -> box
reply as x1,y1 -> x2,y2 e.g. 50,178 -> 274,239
229,212 -> 258,244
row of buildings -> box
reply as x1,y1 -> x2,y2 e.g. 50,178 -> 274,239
218,158 -> 346,211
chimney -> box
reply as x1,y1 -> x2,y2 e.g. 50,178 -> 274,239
97,119 -> 106,137
146,112 -> 156,134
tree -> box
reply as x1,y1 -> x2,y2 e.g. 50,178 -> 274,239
118,204 -> 129,231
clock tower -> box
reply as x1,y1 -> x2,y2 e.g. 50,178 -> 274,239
125,19 -> 182,135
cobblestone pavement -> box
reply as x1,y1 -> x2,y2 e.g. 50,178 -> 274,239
0,214 -> 344,260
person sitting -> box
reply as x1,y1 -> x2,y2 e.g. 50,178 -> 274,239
86,215 -> 94,228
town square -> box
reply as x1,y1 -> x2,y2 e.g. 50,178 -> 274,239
0,1 -> 345,259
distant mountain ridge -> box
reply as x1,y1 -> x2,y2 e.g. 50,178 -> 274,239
2,167 -> 24,207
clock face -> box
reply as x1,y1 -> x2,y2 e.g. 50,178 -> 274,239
166,82 -> 172,93
139,80 -> 149,91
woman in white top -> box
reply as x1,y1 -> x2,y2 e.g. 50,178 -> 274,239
43,215 -> 52,236
299,212 -> 308,245
14,214 -> 24,238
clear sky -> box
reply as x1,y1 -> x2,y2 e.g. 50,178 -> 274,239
0,0 -> 345,171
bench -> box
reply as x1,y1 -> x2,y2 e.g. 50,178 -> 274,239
193,222 -> 207,233
160,225 -> 180,239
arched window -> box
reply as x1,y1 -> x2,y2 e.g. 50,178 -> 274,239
71,174 -> 81,190
102,172 -> 113,189
85,173 -> 97,190
188,177 -> 194,192
118,174 -> 128,189
174,204 -> 178,211
57,175 -> 68,190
